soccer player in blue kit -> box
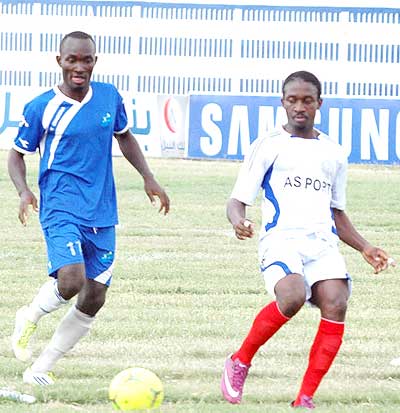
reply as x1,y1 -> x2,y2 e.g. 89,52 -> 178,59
220,71 -> 395,409
8,31 -> 170,385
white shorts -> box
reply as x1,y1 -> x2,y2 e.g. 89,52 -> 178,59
259,232 -> 352,302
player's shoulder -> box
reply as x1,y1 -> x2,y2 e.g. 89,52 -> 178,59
27,88 -> 55,106
253,127 -> 288,145
317,130 -> 341,148
245,128 -> 288,164
251,127 -> 289,150
261,127 -> 288,140
90,81 -> 119,93
317,130 -> 347,160
267,128 -> 287,138
90,82 -> 122,104
22,89 -> 56,114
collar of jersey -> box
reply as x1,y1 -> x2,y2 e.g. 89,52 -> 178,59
54,85 -> 93,105
290,135 -> 320,140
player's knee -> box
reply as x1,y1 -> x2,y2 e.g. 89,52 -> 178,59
276,291 -> 306,317
57,277 -> 85,300
57,264 -> 86,300
275,276 -> 306,317
58,282 -> 84,300
77,294 -> 106,316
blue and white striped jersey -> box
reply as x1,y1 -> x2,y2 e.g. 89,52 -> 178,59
230,126 -> 348,244
13,82 -> 130,228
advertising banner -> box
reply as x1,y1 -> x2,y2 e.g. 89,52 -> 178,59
188,95 -> 400,164
121,95 -> 162,158
0,91 -> 29,150
157,95 -> 188,158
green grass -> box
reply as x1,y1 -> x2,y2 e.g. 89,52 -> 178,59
0,151 -> 399,412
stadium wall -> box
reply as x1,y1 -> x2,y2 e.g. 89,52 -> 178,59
0,0 -> 399,164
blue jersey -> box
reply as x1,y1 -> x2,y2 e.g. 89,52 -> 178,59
13,82 -> 130,228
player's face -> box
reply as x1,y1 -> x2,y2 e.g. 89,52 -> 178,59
57,37 -> 97,100
281,79 -> 322,137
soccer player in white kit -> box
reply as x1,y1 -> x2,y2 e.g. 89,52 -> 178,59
221,71 -> 395,409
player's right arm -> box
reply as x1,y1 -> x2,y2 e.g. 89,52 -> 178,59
227,135 -> 277,240
8,149 -> 38,226
227,198 -> 254,240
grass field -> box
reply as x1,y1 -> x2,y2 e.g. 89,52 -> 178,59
0,150 -> 399,412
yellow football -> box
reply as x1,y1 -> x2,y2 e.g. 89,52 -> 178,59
109,367 -> 164,411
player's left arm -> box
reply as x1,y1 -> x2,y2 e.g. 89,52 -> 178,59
333,208 -> 395,274
115,130 -> 170,215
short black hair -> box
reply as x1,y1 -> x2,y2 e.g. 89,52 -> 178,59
282,71 -> 322,99
60,31 -> 96,53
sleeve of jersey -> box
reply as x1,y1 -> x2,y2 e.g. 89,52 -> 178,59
113,90 -> 131,134
330,150 -> 348,211
13,103 -> 44,154
230,137 -> 274,206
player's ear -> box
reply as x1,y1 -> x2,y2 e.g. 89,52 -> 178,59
56,55 -> 61,67
317,98 -> 323,108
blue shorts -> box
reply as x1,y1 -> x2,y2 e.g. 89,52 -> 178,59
42,222 -> 116,287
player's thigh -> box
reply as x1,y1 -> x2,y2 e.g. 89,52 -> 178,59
43,222 -> 85,277
81,226 -> 116,287
311,278 -> 350,306
260,241 -> 306,299
310,278 -> 350,321
304,246 -> 352,297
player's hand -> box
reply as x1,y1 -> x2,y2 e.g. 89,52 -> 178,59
233,219 -> 255,240
18,189 -> 39,226
143,176 -> 170,215
362,245 -> 396,274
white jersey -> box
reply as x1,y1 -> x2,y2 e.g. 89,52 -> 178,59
230,126 -> 348,249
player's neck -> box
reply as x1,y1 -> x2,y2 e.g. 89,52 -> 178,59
58,84 -> 88,102
283,124 -> 319,139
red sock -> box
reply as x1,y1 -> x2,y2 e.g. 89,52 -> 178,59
232,301 -> 290,365
295,318 -> 345,403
